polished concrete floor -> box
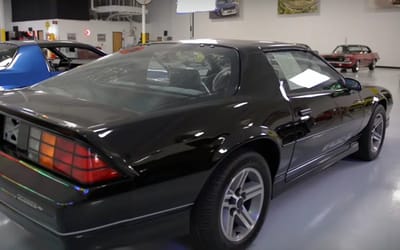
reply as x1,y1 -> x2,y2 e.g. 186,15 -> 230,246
0,68 -> 399,250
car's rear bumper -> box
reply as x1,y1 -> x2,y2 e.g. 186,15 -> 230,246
0,151 -> 204,240
0,199 -> 191,249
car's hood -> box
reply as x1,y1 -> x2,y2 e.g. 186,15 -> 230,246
0,89 -> 140,130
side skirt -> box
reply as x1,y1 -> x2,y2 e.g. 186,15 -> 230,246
272,141 -> 359,197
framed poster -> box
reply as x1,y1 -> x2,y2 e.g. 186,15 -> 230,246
278,0 -> 320,15
97,33 -> 106,42
209,0 -> 240,19
67,33 -> 76,41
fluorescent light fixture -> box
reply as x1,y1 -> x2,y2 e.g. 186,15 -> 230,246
177,0 -> 215,13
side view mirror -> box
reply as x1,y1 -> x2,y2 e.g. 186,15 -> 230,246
344,78 -> 362,91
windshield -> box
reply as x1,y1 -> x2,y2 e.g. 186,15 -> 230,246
34,43 -> 239,113
333,45 -> 362,54
0,44 -> 18,69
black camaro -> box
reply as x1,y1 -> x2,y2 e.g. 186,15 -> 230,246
0,39 -> 392,250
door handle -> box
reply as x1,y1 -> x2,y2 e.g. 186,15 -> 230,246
298,108 -> 312,116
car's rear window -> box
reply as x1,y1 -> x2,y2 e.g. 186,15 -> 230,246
33,43 -> 239,113
0,44 -> 18,69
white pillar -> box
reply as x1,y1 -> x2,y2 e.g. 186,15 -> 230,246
0,0 -> 6,41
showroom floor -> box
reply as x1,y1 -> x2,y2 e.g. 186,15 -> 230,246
0,68 -> 399,250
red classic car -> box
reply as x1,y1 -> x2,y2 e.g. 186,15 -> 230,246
322,45 -> 379,72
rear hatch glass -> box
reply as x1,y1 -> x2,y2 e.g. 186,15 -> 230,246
34,43 -> 240,114
0,44 -> 18,69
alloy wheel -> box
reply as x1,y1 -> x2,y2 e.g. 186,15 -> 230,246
370,113 -> 384,153
220,168 -> 264,242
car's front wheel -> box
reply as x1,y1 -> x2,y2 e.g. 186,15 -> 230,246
190,151 -> 271,250
352,60 -> 360,72
369,59 -> 377,70
355,104 -> 386,160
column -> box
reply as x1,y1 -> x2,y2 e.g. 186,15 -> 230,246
0,0 -> 5,41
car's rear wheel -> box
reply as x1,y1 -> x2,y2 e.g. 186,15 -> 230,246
355,104 -> 386,160
369,60 -> 377,70
352,60 -> 360,72
190,151 -> 271,250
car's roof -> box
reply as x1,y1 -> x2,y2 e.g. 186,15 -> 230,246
2,40 -> 98,48
150,39 -> 311,52
337,44 -> 369,47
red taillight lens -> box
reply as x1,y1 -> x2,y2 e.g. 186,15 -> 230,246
28,127 -> 121,185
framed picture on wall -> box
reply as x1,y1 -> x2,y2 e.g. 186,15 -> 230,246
209,0 -> 240,19
97,34 -> 106,42
278,0 -> 320,15
67,33 -> 76,41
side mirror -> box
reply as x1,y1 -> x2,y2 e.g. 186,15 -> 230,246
344,78 -> 362,91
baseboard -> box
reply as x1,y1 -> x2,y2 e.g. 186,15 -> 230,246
376,66 -> 400,69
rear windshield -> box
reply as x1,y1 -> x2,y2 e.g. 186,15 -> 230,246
34,43 -> 239,113
0,44 -> 18,69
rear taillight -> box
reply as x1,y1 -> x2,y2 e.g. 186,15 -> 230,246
27,127 -> 121,185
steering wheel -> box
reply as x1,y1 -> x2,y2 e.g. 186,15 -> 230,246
212,67 -> 231,92
57,57 -> 72,71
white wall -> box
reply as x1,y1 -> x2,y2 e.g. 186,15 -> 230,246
148,0 -> 191,41
3,0 -> 11,30
148,0 -> 400,67
10,19 -> 140,54
58,20 -> 139,53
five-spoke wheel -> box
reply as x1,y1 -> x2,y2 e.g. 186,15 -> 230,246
355,104 -> 386,160
220,168 -> 264,242
191,151 -> 271,250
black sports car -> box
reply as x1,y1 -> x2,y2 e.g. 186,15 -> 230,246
0,39 -> 392,250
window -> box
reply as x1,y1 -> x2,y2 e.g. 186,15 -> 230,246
0,44 -> 18,69
58,47 -> 103,60
361,46 -> 371,54
42,46 -> 104,72
333,46 -> 345,54
266,50 -> 343,94
346,46 -> 362,54
35,44 -> 239,113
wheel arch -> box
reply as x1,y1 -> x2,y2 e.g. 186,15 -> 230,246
211,137 -> 281,183
378,99 -> 387,110
238,139 -> 280,181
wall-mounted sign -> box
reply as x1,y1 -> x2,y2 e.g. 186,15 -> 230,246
97,34 -> 106,42
67,33 -> 76,41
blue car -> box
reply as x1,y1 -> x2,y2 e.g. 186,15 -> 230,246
0,41 -> 106,90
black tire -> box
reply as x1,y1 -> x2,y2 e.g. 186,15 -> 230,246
369,60 -> 377,70
352,60 -> 360,73
355,105 -> 386,161
190,151 -> 271,250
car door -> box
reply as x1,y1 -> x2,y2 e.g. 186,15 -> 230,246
265,50 -> 364,181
